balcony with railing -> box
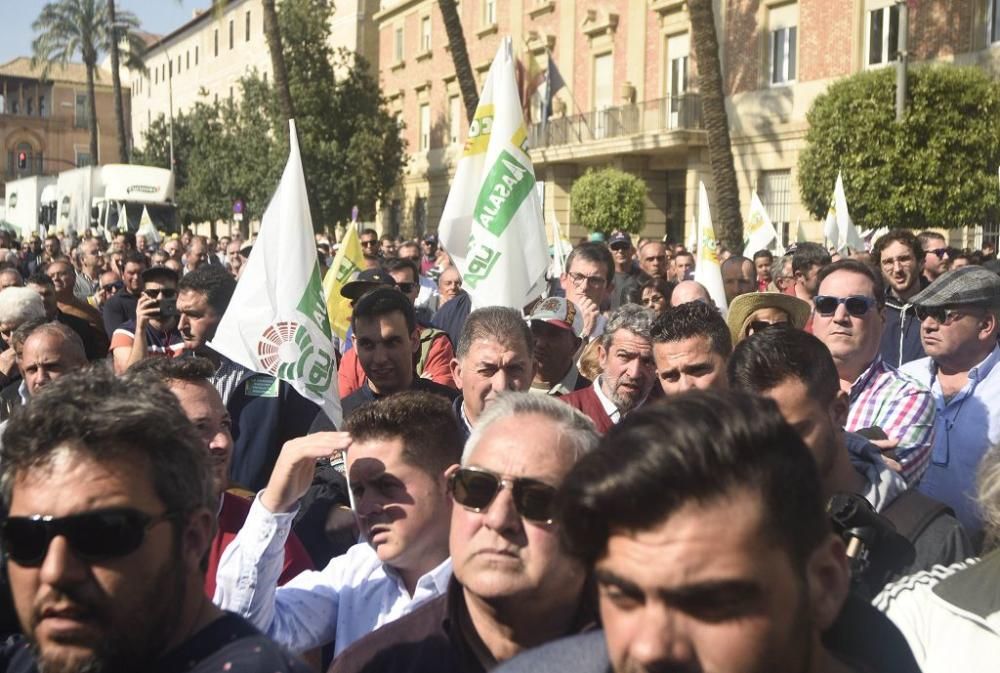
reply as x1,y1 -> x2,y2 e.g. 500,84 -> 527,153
528,93 -> 703,155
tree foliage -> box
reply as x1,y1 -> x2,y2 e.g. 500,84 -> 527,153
799,65 -> 1000,229
570,168 -> 647,235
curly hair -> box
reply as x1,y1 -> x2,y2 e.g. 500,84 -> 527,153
651,301 -> 732,357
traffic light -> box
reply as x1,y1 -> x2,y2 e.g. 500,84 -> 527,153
17,151 -> 27,170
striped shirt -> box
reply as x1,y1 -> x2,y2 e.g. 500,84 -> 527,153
109,320 -> 186,359
846,355 -> 936,485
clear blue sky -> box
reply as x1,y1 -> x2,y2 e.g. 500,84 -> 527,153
1,0 -> 203,64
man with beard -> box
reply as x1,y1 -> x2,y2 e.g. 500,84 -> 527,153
873,230 -> 927,367
560,304 -> 656,433
651,301 -> 731,395
918,231 -> 950,284
0,366 -> 310,672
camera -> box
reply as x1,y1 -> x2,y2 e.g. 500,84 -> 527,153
158,296 -> 178,318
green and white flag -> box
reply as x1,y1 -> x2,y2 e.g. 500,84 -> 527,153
743,190 -> 782,257
439,37 -> 549,310
210,120 -> 341,426
824,172 -> 864,253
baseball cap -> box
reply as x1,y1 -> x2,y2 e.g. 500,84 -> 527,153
608,232 -> 631,247
340,268 -> 397,300
423,234 -> 438,244
909,266 -> 1000,309
528,297 -> 585,337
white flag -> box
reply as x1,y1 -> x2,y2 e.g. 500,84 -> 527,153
693,181 -> 729,318
826,172 -> 864,253
743,190 -> 782,257
210,120 -> 341,426
439,37 -> 549,311
137,206 -> 161,245
796,219 -> 809,243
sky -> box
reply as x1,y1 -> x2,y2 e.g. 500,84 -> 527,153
1,0 -> 203,64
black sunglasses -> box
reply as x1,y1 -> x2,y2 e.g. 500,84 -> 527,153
609,243 -> 631,252
143,288 -> 177,299
396,282 -> 417,293
813,294 -> 876,317
360,240 -> 379,247
102,281 -> 124,293
748,319 -> 786,334
449,466 -> 557,524
913,306 -> 976,326
1,507 -> 177,567
927,247 -> 949,259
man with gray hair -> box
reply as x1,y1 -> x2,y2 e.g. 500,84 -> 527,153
560,304 -> 656,434
329,392 -> 599,673
0,287 -> 46,390
450,306 -> 536,440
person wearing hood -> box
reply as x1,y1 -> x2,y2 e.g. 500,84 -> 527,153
729,325 -> 971,592
873,230 -> 928,367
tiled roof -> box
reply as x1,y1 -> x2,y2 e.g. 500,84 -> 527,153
0,57 -> 115,86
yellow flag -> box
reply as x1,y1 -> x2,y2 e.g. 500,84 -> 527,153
323,225 -> 365,340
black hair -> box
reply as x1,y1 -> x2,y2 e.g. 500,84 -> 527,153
25,272 -> 54,289
752,249 -> 774,262
791,242 -> 831,275
650,301 -> 732,357
382,257 -> 419,283
728,325 -> 840,405
351,286 -> 417,334
565,242 -> 615,285
178,264 -> 237,315
872,229 -> 924,266
815,258 -> 885,309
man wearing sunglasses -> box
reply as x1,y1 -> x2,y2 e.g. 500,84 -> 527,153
110,266 -> 185,374
0,368 -> 311,672
360,229 -> 381,270
917,231 -> 950,284
812,260 -> 935,486
89,269 -> 122,311
899,266 -> 1000,544
872,230 -> 928,368
329,393 -> 599,673
607,232 -> 640,311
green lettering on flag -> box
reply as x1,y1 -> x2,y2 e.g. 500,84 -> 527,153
473,150 -> 535,238
297,266 -> 333,340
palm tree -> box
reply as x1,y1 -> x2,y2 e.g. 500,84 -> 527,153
437,0 -> 478,120
32,0 -> 145,167
688,0 -> 743,251
106,0 -> 146,163
261,0 -> 295,127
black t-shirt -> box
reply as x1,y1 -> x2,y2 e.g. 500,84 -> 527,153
0,612 -> 311,673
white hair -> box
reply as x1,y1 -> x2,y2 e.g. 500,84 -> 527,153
0,287 -> 45,327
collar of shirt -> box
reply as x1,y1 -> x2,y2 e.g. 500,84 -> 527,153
535,363 -> 581,396
848,355 -> 885,403
592,375 -> 621,424
926,344 -> 1000,405
383,554 -> 453,601
17,379 -> 27,404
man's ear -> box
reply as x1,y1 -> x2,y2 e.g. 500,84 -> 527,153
830,390 -> 850,427
450,358 -> 464,391
410,328 -> 421,354
182,508 -> 215,572
805,533 -> 850,632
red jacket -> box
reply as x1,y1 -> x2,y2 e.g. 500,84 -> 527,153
559,384 -> 614,434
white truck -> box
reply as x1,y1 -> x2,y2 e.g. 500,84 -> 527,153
54,164 -> 177,237
3,175 -> 57,239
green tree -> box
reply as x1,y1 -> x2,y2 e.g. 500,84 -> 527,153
32,0 -> 144,166
799,65 -> 1000,229
570,168 -> 647,236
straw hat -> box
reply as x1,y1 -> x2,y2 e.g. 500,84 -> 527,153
726,292 -> 811,344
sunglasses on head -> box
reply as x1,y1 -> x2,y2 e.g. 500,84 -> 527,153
0,507 -> 177,567
813,294 -> 877,317
449,466 -> 557,524
142,288 -> 177,299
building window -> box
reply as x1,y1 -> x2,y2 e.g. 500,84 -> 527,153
214,29 -> 219,56
186,51 -> 190,69
75,149 -> 92,167
195,46 -> 199,65
229,19 -> 235,49
246,11 -> 252,41
38,95 -> 46,117
394,26 -> 404,62
867,5 -> 900,66
991,0 -> 1000,43
484,0 -> 496,26
593,52 -> 614,139
419,103 -> 431,151
449,95 -> 462,144
154,67 -> 158,84
26,98 -> 33,115
421,16 -> 431,52
769,3 -> 797,85
760,170 -> 792,245
177,56 -> 181,74
75,93 -> 89,128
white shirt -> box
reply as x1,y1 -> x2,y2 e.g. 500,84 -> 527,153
213,494 -> 453,655
415,275 -> 439,313
592,375 -> 621,424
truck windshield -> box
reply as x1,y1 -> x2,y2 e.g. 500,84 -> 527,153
108,202 -> 179,235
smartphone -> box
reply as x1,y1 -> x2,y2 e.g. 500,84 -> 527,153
159,296 -> 178,318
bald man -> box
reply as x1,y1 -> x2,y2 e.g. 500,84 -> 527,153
670,280 -> 713,307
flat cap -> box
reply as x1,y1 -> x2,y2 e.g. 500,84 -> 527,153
909,266 -> 1000,309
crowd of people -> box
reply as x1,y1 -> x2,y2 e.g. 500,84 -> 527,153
0,222 -> 997,672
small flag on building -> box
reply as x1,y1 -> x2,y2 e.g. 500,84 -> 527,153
743,190 -> 782,257
694,181 -> 729,318
323,225 -> 365,340
439,37 -> 549,311
210,120 -> 341,426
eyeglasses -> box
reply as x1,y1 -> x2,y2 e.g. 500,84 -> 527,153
926,248 -> 950,260
567,271 -> 608,289
0,507 -> 177,567
813,295 -> 877,317
142,287 -> 177,299
449,466 -> 558,524
914,306 -> 977,326
360,240 -> 379,248
748,319 -> 787,334
609,243 -> 631,252
101,281 -> 124,293
396,282 -> 416,294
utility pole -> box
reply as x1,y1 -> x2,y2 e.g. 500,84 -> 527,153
896,1 -> 909,122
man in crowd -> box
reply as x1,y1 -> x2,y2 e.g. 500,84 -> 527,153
360,228 -> 381,268
73,237 -> 104,299
397,241 -> 439,316
338,287 -> 457,418
721,254 -> 758,303
673,250 -> 695,281
505,390 -> 917,673
0,268 -> 22,292
110,266 -> 185,374
0,368 -> 310,672
45,259 -> 108,355
26,272 -> 105,362
437,266 -> 464,307
669,279 -> 713,307
226,240 -> 246,279
329,393 -> 599,673
753,249 -> 774,291
102,251 -> 146,335
729,326 -> 971,591
90,269 -> 122,311
875,441 -> 1000,673
560,242 -> 614,340
186,236 -> 211,273
216,392 -> 459,656
561,304 -> 656,433
918,230 -> 950,284
450,306 -> 535,440
528,297 -> 590,396
607,232 -> 640,311
792,241 -> 831,304
17,322 -> 88,400
637,240 -> 668,282
175,264 -> 322,492
379,234 -> 397,259
421,234 -> 438,274
873,230 -> 927,367
899,266 -> 1000,542
651,301 -> 731,396
811,259 -> 936,485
